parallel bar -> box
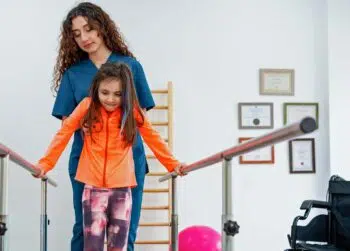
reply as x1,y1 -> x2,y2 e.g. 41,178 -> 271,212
159,117 -> 316,182
0,143 -> 57,187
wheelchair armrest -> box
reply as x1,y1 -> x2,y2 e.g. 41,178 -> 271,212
289,201 -> 331,249
300,200 -> 330,210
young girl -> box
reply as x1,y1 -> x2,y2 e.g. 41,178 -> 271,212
35,62 -> 184,251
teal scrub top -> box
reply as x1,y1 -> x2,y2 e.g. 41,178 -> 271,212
52,53 -> 155,178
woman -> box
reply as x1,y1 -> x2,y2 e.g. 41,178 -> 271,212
52,2 -> 154,251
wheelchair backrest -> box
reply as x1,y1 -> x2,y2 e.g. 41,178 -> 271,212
328,176 -> 350,249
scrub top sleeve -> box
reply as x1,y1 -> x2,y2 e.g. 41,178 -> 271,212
133,61 -> 155,111
52,71 -> 77,120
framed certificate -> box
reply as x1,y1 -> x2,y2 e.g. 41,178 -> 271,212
284,103 -> 319,128
289,138 -> 315,174
238,137 -> 275,164
238,102 -> 273,129
259,68 -> 295,96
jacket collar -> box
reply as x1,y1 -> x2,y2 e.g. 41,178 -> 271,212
100,106 -> 122,117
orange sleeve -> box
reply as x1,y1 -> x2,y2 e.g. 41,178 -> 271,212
38,98 -> 91,173
136,109 -> 180,172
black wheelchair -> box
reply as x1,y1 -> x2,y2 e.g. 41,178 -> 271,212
285,175 -> 350,251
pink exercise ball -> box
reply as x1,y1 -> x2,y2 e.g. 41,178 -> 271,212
178,225 -> 221,251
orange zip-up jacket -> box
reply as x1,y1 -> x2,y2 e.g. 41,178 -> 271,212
38,97 -> 180,188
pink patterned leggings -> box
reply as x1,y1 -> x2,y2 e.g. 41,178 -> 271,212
82,185 -> 132,251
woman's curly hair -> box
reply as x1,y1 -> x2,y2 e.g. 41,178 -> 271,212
52,2 -> 135,93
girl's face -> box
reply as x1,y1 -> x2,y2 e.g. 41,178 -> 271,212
71,16 -> 104,54
98,79 -> 122,112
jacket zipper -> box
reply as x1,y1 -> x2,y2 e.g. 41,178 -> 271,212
103,114 -> 110,187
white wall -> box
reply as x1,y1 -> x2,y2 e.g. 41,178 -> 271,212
328,0 -> 350,179
0,1 -> 80,251
0,0 -> 335,250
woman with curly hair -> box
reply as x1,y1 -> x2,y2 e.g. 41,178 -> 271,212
51,2 -> 155,251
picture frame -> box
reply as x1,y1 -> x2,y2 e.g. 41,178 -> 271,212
289,138 -> 316,174
238,137 -> 275,164
259,68 -> 295,96
283,102 -> 319,128
238,102 -> 274,129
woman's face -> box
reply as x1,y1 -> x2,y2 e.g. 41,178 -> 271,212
71,16 -> 104,54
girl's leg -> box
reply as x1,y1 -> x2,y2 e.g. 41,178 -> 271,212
106,188 -> 132,251
82,185 -> 109,251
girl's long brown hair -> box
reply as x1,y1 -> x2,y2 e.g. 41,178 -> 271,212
82,63 -> 144,145
52,2 -> 135,93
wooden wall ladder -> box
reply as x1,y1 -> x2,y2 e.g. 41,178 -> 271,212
135,81 -> 174,250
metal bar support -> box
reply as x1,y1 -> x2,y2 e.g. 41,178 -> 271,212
40,179 -> 48,251
170,177 -> 178,251
0,155 -> 9,251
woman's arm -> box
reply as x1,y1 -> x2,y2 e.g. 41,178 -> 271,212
52,71 -> 77,120
132,61 -> 155,111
